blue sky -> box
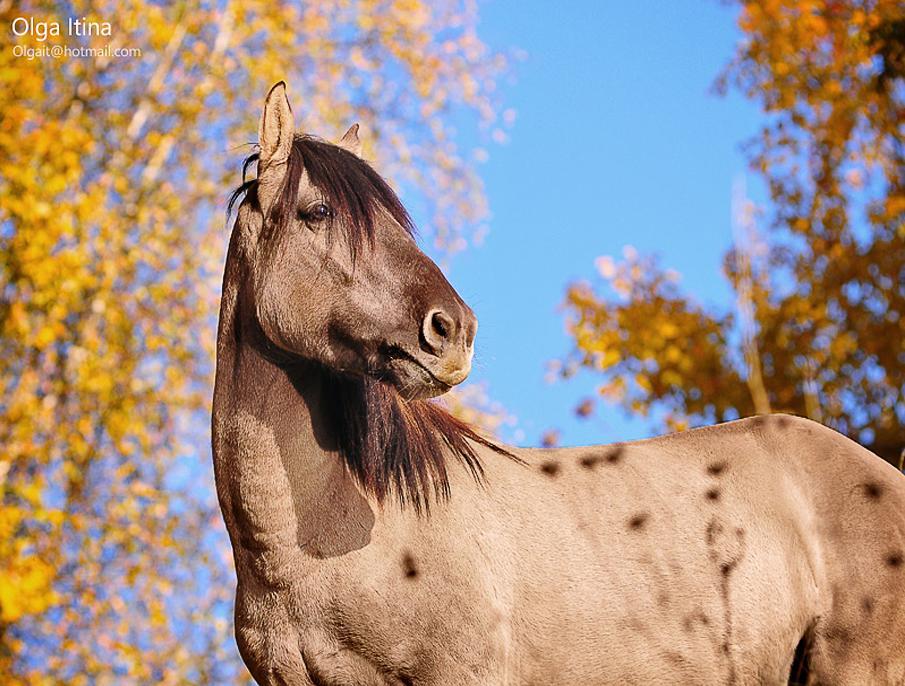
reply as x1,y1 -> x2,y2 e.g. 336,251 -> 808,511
437,1 -> 766,447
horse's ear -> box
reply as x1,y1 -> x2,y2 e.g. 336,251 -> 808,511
258,81 -> 294,173
338,123 -> 362,157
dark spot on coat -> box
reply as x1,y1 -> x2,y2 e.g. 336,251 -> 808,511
606,446 -> 625,464
776,416 -> 790,429
863,482 -> 883,500
683,610 -> 712,633
707,462 -> 727,477
705,520 -> 722,545
886,552 -> 903,568
862,597 -> 874,614
825,625 -> 853,643
706,488 -> 721,502
579,453 -> 603,469
540,461 -> 560,477
402,552 -> 418,579
628,513 -> 649,531
663,650 -> 684,665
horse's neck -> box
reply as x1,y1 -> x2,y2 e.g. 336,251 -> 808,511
212,276 -> 375,584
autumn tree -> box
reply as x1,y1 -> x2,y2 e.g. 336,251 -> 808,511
562,0 -> 904,464
0,0 -> 508,681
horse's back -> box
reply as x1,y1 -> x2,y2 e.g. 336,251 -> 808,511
482,414 -> 905,684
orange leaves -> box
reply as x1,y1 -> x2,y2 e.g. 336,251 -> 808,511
563,250 -> 744,430
0,538 -> 60,623
721,0 -> 904,450
723,0 -> 902,201
1,0 -> 510,680
564,0 -> 903,462
0,482 -> 63,624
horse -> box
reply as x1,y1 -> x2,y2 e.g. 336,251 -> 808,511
212,82 -> 905,685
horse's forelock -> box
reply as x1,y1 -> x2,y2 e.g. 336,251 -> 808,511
227,135 -> 415,264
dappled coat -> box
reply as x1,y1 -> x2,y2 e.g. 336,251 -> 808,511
212,83 -> 905,685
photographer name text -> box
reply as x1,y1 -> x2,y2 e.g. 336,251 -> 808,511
12,16 -> 112,41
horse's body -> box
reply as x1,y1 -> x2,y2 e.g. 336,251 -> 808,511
213,83 -> 905,685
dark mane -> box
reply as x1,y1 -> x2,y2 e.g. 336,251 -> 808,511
228,135 -> 515,513
324,371 -> 511,513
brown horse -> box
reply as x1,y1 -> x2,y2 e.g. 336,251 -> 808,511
212,83 -> 905,685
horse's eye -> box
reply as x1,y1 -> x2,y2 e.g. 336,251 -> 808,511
310,203 -> 332,221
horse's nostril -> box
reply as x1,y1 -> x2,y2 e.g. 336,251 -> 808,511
422,309 -> 456,356
432,311 -> 452,340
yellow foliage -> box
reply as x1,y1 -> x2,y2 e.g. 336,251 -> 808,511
0,548 -> 59,624
564,0 -> 904,462
0,0 -> 509,681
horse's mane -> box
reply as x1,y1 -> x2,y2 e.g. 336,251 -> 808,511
323,371 -> 510,512
227,135 -> 513,512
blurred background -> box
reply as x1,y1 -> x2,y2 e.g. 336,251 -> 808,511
1,0 -> 902,682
